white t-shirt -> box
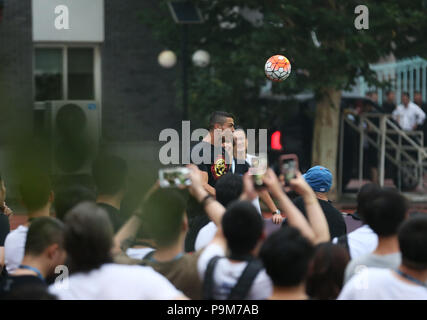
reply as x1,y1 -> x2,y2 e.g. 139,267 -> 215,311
126,247 -> 155,260
338,268 -> 427,300
392,101 -> 426,131
332,224 -> 378,259
344,252 -> 401,283
195,222 -> 217,251
197,243 -> 272,300
4,225 -> 28,272
231,154 -> 262,215
49,263 -> 183,300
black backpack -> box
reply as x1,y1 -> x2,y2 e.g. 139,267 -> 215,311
203,256 -> 264,300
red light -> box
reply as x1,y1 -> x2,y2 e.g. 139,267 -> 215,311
271,131 -> 283,150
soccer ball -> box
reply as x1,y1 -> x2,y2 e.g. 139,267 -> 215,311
264,55 -> 291,82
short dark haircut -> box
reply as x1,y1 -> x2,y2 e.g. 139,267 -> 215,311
398,215 -> 427,270
222,201 -> 263,256
208,111 -> 234,130
356,183 -> 382,222
54,185 -> 96,221
25,217 -> 65,256
215,173 -> 243,208
402,92 -> 410,98
64,202 -> 113,273
142,189 -> 186,247
414,91 -> 421,95
19,171 -> 52,211
260,227 -> 314,287
92,154 -> 128,195
363,189 -> 408,236
306,243 -> 350,300
386,90 -> 394,96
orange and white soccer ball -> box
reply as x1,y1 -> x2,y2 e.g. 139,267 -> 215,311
264,55 -> 291,81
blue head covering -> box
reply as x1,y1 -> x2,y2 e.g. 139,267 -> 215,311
303,166 -> 332,193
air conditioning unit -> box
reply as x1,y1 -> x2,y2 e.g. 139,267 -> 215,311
44,101 -> 101,175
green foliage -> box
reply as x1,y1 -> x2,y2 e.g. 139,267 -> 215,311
141,0 -> 427,128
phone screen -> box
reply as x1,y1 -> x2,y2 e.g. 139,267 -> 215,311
159,167 -> 191,188
282,159 -> 297,184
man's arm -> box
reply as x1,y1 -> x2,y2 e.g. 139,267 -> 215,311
415,104 -> 426,125
112,182 -> 160,255
258,189 -> 283,224
0,247 -> 4,272
199,171 -> 216,196
188,165 -> 225,227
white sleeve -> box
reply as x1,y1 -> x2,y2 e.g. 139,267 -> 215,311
197,243 -> 225,280
138,267 -> 183,300
391,107 -> 399,120
337,280 -> 356,300
416,104 -> 426,125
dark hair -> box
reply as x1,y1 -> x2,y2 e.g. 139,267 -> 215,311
363,189 -> 408,236
54,185 -> 96,221
306,243 -> 350,300
25,217 -> 65,256
414,91 -> 421,95
386,90 -> 394,96
402,92 -> 410,98
260,227 -> 314,287
398,215 -> 427,270
64,202 -> 113,273
208,111 -> 234,130
19,171 -> 52,211
215,173 -> 243,208
222,201 -> 263,256
92,154 -> 128,196
356,183 -> 381,222
142,189 -> 186,247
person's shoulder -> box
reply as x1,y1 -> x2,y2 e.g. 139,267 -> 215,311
5,226 -> 27,242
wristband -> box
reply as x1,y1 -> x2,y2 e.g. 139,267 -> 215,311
201,194 -> 213,207
273,209 -> 281,215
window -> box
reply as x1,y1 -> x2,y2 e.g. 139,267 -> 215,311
34,46 -> 95,101
35,48 -> 63,101
68,48 -> 94,99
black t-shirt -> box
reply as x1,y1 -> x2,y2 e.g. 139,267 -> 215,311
185,141 -> 231,252
382,102 -> 396,114
0,274 -> 48,299
97,203 -> 125,233
192,141 -> 231,187
232,158 -> 250,176
282,196 -> 347,239
0,211 -> 10,246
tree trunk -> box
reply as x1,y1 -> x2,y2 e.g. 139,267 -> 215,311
311,88 -> 342,200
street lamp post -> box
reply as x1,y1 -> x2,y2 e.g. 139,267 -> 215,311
167,1 -> 204,121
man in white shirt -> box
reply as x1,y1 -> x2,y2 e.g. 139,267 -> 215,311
232,128 -> 282,223
332,183 -> 381,259
338,215 -> 427,300
392,92 -> 425,131
344,189 -> 407,283
4,172 -> 54,272
49,201 -> 186,300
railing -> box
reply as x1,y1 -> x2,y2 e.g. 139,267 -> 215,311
338,112 -> 427,194
356,56 -> 427,105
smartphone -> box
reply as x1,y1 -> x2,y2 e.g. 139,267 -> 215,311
158,167 -> 191,188
248,154 -> 268,189
279,154 -> 299,185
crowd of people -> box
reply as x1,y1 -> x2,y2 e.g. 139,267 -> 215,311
0,111 -> 426,300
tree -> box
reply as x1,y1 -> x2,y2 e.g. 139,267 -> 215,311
142,0 -> 427,197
